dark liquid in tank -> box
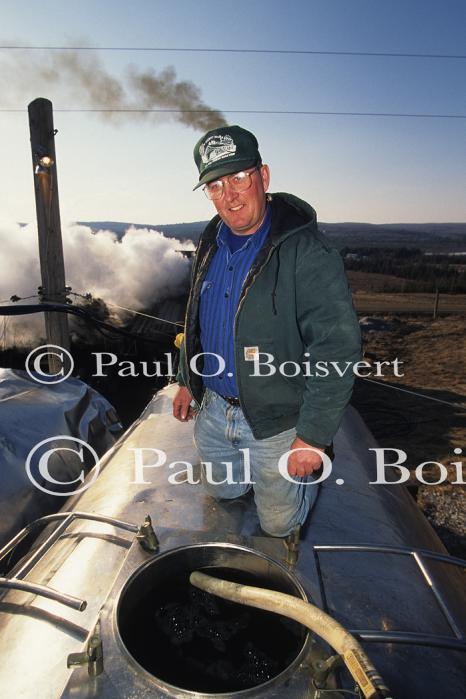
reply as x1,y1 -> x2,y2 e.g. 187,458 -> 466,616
121,567 -> 305,693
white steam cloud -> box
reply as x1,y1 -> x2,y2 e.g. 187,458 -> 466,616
0,220 -> 192,346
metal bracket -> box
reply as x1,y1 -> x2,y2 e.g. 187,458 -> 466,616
136,514 -> 159,553
312,653 -> 344,686
67,620 -> 103,676
285,525 -> 300,566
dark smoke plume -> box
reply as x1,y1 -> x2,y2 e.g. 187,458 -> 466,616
0,47 -> 227,130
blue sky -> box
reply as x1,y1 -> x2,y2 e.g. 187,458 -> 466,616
1,0 -> 465,224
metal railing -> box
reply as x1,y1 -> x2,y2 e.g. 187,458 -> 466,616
0,511 -> 140,611
313,543 -> 466,652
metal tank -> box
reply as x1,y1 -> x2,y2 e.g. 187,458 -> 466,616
0,383 -> 465,699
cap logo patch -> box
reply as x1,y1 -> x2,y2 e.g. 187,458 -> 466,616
200,134 -> 237,165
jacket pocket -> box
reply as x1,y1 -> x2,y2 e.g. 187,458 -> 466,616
240,340 -> 303,419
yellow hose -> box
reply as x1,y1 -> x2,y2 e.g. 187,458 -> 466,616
190,571 -> 393,699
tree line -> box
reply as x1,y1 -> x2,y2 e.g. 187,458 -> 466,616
341,247 -> 466,293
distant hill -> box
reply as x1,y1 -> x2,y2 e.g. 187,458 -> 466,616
320,222 -> 466,251
79,220 -> 466,252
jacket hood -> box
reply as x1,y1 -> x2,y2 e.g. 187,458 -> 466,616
268,192 -> 318,245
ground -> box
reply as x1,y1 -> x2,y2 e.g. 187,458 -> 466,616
350,311 -> 466,558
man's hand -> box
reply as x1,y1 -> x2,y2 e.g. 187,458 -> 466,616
173,386 -> 195,421
287,437 -> 325,477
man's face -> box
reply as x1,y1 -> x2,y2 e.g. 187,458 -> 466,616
211,165 -> 270,235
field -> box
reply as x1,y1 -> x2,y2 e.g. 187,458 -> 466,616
353,291 -> 466,315
350,304 -> 466,558
347,271 -> 466,314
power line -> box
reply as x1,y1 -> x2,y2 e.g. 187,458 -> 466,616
118,310 -> 183,328
0,45 -> 465,60
0,303 -> 175,341
104,301 -> 184,328
68,292 -> 185,328
361,377 -> 466,410
1,107 -> 465,119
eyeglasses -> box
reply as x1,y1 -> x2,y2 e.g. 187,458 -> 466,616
203,167 -> 259,200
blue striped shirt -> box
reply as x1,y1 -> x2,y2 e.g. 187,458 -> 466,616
199,205 -> 272,396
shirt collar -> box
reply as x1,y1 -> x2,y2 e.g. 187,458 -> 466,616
216,203 -> 272,249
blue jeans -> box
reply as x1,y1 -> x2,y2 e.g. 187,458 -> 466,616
193,389 -> 319,537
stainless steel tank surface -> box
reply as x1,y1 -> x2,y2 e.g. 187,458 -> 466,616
0,383 -> 465,699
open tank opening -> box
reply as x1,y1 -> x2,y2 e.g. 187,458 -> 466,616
116,544 -> 308,695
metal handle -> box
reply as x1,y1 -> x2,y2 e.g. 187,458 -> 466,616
0,577 -> 86,611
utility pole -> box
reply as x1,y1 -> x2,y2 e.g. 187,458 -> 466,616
433,287 -> 440,319
28,98 -> 70,373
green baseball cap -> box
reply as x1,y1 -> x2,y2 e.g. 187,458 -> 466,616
193,125 -> 262,190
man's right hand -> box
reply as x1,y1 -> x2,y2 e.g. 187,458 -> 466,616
173,386 -> 195,421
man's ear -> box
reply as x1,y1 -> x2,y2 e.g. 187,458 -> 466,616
260,164 -> 270,192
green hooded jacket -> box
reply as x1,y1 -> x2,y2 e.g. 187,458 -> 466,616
178,192 -> 362,447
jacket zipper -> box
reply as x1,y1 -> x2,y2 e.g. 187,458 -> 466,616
185,240 -> 218,405
233,244 -> 277,423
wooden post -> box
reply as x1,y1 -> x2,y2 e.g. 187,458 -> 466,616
433,287 -> 440,319
28,98 -> 70,372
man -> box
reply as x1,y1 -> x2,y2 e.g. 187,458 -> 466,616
173,125 -> 361,538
